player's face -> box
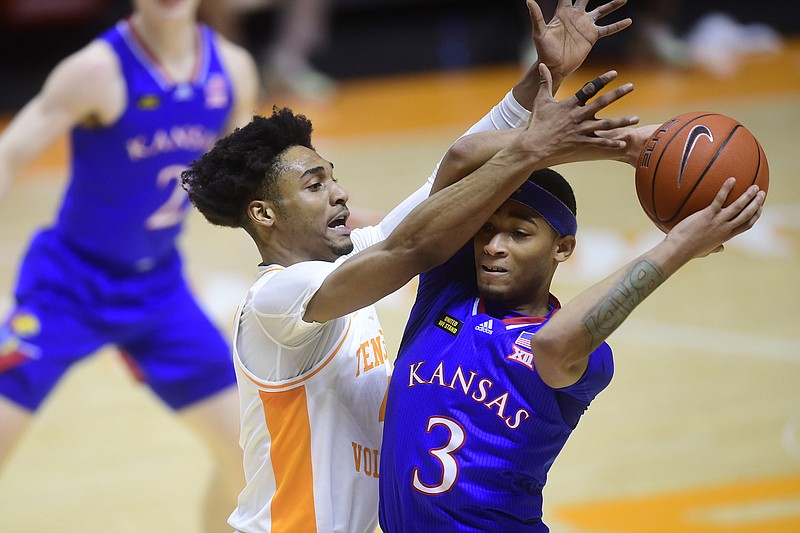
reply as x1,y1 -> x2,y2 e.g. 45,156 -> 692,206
271,146 -> 353,263
473,200 -> 570,315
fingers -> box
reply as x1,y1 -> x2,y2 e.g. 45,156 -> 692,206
706,179 -> 765,238
589,0 -> 628,20
590,82 -> 635,112
596,18 -> 633,38
573,70 -> 617,106
568,71 -> 637,145
711,177 -> 737,210
580,116 -> 639,148
727,200 -> 764,240
527,0 -> 547,38
580,80 -> 635,116
574,0 -> 590,10
724,184 -> 765,227
536,62 -> 554,95
574,77 -> 603,106
589,0 -> 632,38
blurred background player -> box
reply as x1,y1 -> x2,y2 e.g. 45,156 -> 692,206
0,0 -> 258,530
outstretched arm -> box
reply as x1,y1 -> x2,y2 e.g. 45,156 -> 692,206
433,72 -> 657,195
531,178 -> 766,388
434,120 -> 660,196
305,65 -> 637,323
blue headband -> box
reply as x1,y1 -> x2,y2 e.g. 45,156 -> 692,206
508,180 -> 577,237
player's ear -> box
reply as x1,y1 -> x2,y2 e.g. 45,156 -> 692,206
554,235 -> 576,263
248,200 -> 276,228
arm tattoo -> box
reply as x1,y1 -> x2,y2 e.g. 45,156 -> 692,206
583,259 -> 666,345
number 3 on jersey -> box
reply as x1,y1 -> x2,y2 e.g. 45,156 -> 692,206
412,416 -> 466,495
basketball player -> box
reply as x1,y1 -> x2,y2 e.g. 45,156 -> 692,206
183,29 -> 640,533
377,126 -> 766,531
181,2 -> 633,530
0,0 -> 258,529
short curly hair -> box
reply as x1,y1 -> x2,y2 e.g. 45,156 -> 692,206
529,168 -> 577,216
182,107 -> 314,229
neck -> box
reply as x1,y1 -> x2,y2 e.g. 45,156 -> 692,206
514,297 -> 553,319
484,282 -> 553,319
129,12 -> 197,77
258,241 -> 305,269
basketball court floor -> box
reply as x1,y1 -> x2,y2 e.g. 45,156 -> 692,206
0,38 -> 798,532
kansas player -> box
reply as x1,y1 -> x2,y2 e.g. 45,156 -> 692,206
378,122 -> 766,531
0,0 -> 258,529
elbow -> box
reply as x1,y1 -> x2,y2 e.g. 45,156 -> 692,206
433,136 -> 479,191
531,328 -> 588,381
446,136 -> 480,174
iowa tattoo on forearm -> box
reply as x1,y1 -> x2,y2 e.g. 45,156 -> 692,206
583,259 -> 666,344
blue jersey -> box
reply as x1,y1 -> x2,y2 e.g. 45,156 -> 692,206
379,245 -> 614,532
56,19 -> 234,272
0,20 -> 237,411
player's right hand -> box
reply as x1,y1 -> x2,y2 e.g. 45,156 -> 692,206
528,0 -> 632,82
516,64 -> 639,167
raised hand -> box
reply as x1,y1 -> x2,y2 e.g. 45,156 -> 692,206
528,0 -> 631,84
518,64 -> 638,167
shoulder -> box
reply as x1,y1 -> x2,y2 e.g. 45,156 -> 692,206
213,32 -> 255,67
51,39 -> 121,92
211,31 -> 259,130
252,261 -> 340,314
41,39 -> 125,124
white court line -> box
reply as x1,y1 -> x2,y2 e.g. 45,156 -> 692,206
618,318 -> 800,363
687,497 -> 800,525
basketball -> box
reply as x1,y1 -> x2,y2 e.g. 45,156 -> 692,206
635,111 -> 769,232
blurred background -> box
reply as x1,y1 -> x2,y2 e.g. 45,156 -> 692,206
0,0 -> 798,532
0,0 -> 797,108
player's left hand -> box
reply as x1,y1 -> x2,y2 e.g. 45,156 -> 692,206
528,0 -> 632,83
668,178 -> 766,258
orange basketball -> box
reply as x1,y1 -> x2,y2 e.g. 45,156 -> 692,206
635,111 -> 769,232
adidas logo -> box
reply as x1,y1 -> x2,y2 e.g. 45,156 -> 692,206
475,320 -> 493,335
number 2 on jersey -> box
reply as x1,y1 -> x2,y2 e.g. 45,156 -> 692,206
412,416 -> 466,495
145,164 -> 191,230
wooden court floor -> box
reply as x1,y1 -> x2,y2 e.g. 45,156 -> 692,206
0,39 -> 798,532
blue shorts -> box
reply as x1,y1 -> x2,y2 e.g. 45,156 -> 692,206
0,229 -> 236,411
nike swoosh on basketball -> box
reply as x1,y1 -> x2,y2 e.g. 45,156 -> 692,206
678,125 -> 714,187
